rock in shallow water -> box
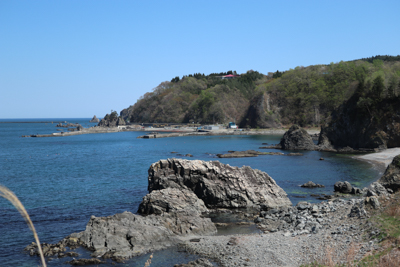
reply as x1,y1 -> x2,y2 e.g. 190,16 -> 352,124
147,158 -> 292,210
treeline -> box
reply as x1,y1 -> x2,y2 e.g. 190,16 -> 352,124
256,58 -> 400,126
120,56 -> 400,128
122,70 -> 265,124
358,55 -> 400,64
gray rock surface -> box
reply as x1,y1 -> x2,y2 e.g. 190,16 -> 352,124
138,188 -> 209,215
148,158 -> 292,210
334,181 -> 353,194
75,211 -> 216,260
279,125 -> 315,150
378,154 -> 400,191
300,181 -> 325,188
216,150 -> 266,158
89,115 -> 100,123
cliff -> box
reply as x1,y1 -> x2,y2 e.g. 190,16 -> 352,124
318,94 -> 400,150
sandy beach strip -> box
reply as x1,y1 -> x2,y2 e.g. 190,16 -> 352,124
355,147 -> 400,168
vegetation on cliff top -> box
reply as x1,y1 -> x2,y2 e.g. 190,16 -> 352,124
119,55 -> 400,128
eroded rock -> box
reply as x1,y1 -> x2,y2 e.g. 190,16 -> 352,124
279,125 -> 315,151
148,158 -> 292,210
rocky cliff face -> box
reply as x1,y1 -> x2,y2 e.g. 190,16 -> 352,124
378,155 -> 400,191
147,158 -> 292,210
239,92 -> 282,128
318,95 -> 400,150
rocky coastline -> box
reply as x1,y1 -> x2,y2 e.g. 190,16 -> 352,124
25,152 -> 400,266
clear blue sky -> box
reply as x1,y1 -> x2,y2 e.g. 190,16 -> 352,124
1,0 -> 399,118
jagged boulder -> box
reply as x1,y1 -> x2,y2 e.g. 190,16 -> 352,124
98,117 -> 126,127
279,125 -> 315,150
89,115 -> 100,123
75,211 -> 216,260
138,188 -> 209,215
334,181 -> 353,194
378,155 -> 400,192
147,158 -> 292,210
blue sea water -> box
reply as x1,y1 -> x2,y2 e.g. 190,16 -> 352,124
0,119 -> 382,266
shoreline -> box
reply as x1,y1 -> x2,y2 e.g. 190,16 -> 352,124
22,125 -> 321,138
354,148 -> 400,172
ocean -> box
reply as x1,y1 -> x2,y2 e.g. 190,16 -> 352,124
0,119 -> 382,266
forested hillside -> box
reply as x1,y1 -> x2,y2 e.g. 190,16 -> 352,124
118,56 -> 400,128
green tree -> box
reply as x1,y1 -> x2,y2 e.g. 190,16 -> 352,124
372,75 -> 385,100
387,76 -> 397,98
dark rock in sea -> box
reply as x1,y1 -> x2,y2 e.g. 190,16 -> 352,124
279,125 -> 315,151
286,153 -> 303,156
148,158 -> 292,210
89,115 -> 100,123
334,181 -> 353,194
300,181 -> 325,188
378,154 -> 400,192
216,150 -> 267,158
185,154 -> 193,157
319,157 -> 324,160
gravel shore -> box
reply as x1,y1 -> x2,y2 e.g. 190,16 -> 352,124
179,198 -> 384,267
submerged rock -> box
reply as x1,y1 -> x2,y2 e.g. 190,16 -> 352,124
148,158 -> 292,210
216,150 -> 269,158
300,181 -> 325,188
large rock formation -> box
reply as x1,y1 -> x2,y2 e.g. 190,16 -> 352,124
317,95 -> 400,150
27,158 -> 291,262
89,115 -> 99,123
98,116 -> 126,127
74,210 -> 216,260
138,188 -> 209,215
378,155 -> 400,191
279,125 -> 315,150
147,158 -> 292,210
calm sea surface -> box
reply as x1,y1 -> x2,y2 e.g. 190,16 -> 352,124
0,119 -> 382,266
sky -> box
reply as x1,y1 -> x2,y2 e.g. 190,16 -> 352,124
1,0 -> 399,119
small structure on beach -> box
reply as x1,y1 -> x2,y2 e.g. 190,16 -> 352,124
228,122 -> 238,129
204,125 -> 219,130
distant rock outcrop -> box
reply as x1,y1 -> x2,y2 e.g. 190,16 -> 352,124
147,158 -> 292,210
89,115 -> 99,123
378,155 -> 400,192
279,125 -> 315,150
98,117 -> 126,127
